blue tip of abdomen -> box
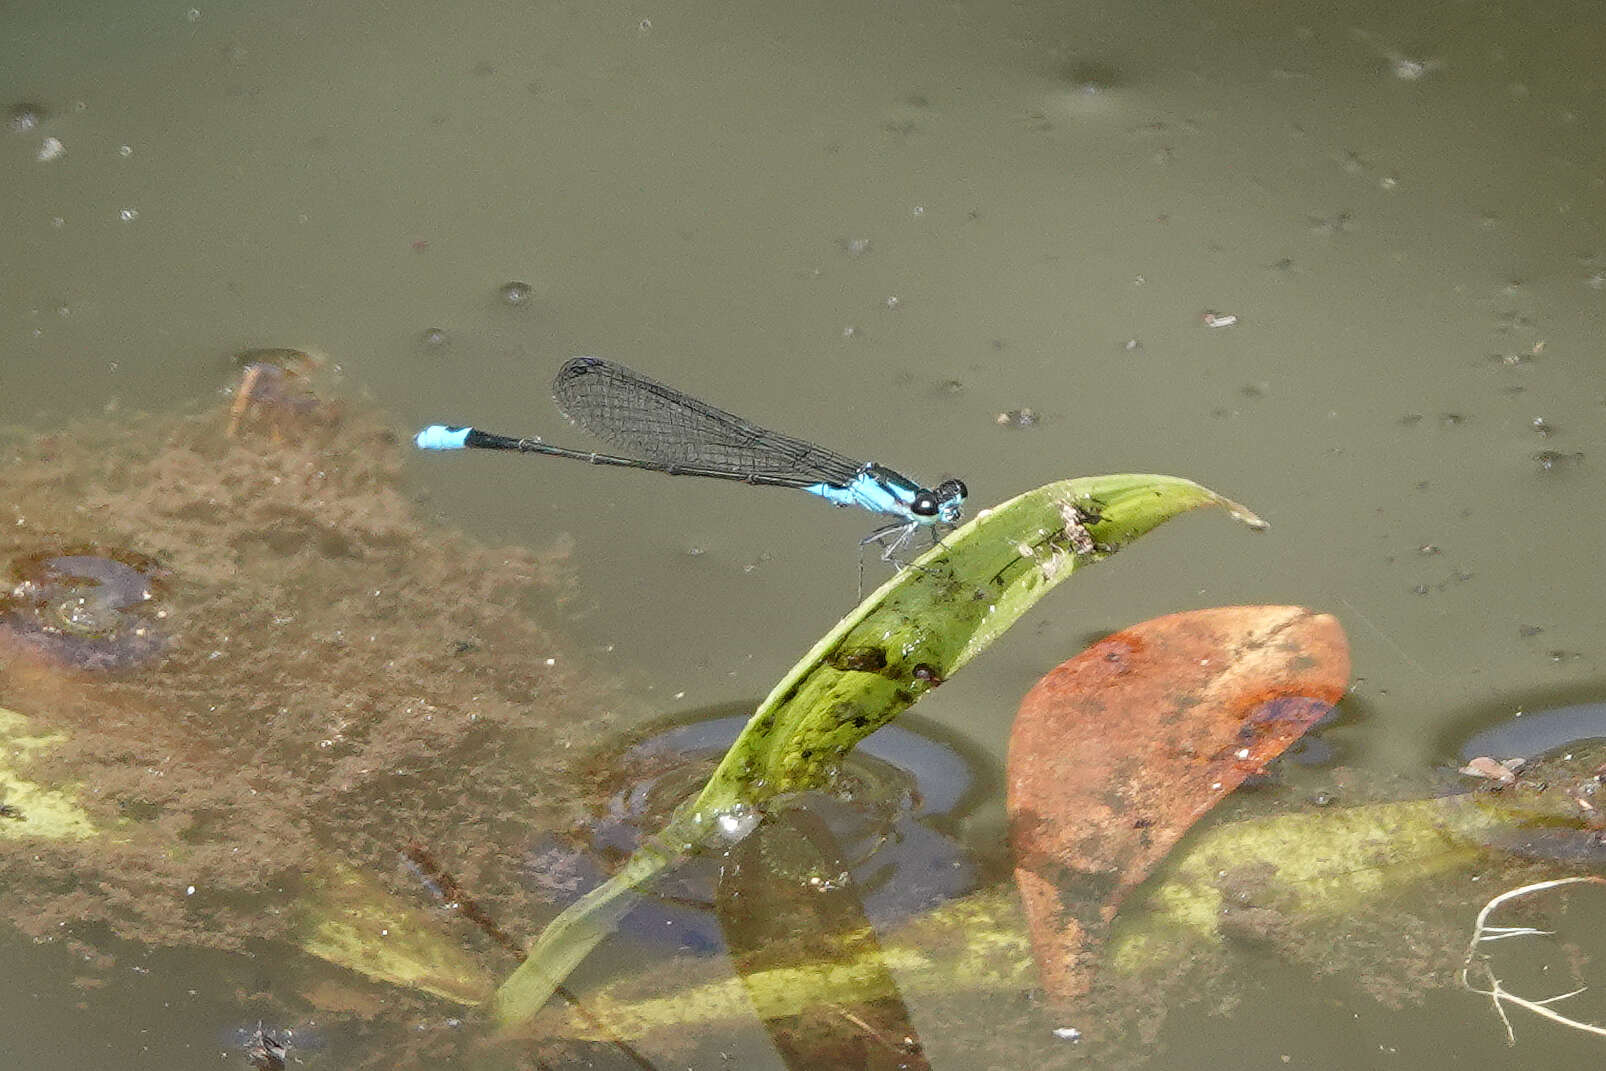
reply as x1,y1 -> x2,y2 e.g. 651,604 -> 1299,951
415,424 -> 472,451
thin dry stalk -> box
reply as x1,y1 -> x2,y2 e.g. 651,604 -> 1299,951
1459,876 -> 1606,1044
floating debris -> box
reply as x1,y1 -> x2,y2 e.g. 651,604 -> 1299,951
7,100 -> 47,134
227,348 -> 328,438
1385,52 -> 1442,81
995,407 -> 1039,429
498,280 -> 533,306
245,1023 -> 287,1070
1460,756 -> 1518,785
1307,210 -> 1354,235
1535,450 -> 1584,472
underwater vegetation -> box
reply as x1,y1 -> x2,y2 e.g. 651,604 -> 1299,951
0,360 -> 599,1019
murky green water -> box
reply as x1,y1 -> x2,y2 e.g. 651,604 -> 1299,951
2,0 -> 1603,1067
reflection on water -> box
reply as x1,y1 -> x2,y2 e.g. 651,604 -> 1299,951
1457,698 -> 1606,764
524,706 -> 993,955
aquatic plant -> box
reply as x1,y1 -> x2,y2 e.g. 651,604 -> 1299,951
493,474 -> 1267,1024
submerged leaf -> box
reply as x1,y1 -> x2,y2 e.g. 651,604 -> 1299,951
522,732 -> 1606,1043
526,782 -> 1582,1045
293,859 -> 495,1006
1110,795 -> 1490,971
1,704 -> 495,1005
493,474 -> 1265,1026
516,886 -> 1034,1044
0,705 -> 106,841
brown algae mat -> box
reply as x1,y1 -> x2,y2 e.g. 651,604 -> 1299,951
0,368 -> 617,981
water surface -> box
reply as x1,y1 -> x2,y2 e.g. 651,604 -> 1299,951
2,0 -> 1603,1067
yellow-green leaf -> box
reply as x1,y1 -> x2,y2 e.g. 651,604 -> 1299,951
492,474 -> 1264,1026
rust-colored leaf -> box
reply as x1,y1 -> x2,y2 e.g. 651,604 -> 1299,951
1007,605 -> 1350,1004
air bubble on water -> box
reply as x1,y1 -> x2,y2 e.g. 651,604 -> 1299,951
714,804 -> 760,842
1390,56 -> 1427,80
498,280 -> 533,305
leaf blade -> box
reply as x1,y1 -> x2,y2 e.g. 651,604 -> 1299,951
492,474 -> 1263,1026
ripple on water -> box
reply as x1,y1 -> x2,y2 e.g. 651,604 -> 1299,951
523,708 -> 991,954
0,546 -> 171,671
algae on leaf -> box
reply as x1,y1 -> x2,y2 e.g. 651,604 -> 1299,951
0,704 -> 496,1005
294,858 -> 494,1006
493,474 -> 1265,1026
0,705 -> 107,842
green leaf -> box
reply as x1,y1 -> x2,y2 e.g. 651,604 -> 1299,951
493,474 -> 1264,1026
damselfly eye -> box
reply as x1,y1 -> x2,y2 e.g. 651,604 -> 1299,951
911,492 -> 940,517
940,479 -> 968,501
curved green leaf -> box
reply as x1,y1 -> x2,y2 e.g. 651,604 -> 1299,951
493,474 -> 1264,1026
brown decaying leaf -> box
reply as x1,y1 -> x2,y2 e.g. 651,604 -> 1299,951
1007,605 -> 1351,1004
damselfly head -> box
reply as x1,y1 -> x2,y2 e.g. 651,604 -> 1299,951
934,479 -> 968,524
910,479 -> 967,524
